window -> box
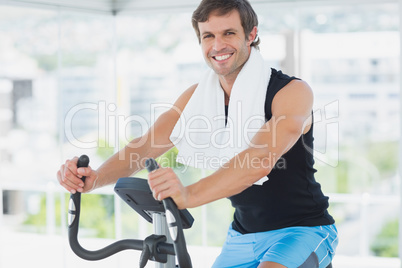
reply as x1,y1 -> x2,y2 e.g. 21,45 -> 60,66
0,2 -> 400,267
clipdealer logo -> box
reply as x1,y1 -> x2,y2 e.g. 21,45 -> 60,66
64,100 -> 339,168
304,100 -> 340,167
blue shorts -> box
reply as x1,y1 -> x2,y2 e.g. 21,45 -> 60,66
212,224 -> 338,268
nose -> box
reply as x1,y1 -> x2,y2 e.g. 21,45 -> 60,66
213,36 -> 226,52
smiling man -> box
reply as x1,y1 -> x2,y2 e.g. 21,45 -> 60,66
57,0 -> 338,267
198,9 -> 255,87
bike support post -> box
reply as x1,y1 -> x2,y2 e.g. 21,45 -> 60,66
153,213 -> 175,268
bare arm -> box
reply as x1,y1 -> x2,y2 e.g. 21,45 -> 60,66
149,80 -> 313,208
57,84 -> 197,193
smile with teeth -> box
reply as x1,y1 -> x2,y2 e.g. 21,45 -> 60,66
213,53 -> 232,61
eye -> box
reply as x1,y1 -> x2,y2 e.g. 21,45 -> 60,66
202,34 -> 213,39
225,32 -> 235,36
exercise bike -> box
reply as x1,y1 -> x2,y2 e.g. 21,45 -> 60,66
68,155 -> 194,268
68,155 -> 333,268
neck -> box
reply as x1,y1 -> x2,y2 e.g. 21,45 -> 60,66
219,77 -> 235,106
219,78 -> 234,96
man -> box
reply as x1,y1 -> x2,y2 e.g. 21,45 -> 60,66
57,0 -> 338,267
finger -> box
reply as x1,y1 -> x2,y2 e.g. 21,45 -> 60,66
57,169 -> 81,194
63,166 -> 85,187
57,157 -> 85,194
61,166 -> 85,194
77,166 -> 93,177
156,184 -> 181,202
148,169 -> 162,180
76,167 -> 96,193
148,168 -> 174,185
62,178 -> 84,194
148,175 -> 164,190
148,172 -> 171,199
151,177 -> 182,201
65,157 -> 80,177
59,180 -> 78,194
153,182 -> 171,200
56,169 -> 63,184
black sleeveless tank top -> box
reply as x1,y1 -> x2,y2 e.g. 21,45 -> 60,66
228,68 -> 335,234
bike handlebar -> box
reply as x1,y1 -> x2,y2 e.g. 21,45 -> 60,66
67,155 -> 176,261
67,155 -> 189,267
146,158 -> 193,268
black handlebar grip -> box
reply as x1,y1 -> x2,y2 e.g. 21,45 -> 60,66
145,158 -> 159,172
68,154 -> 89,233
145,158 -> 192,268
68,155 -> 89,228
77,155 -> 89,182
68,155 -> 89,250
77,154 -> 89,168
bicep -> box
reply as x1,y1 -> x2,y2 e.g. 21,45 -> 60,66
271,80 -> 313,134
249,80 -> 313,156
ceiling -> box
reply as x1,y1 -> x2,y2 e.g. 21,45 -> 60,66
1,0 -> 394,14
2,0 -> 200,14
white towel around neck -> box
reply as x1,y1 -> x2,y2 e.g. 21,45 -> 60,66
170,48 -> 269,185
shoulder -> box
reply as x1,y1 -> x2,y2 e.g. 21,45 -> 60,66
164,84 -> 197,120
173,84 -> 197,111
272,79 -> 313,115
273,79 -> 313,103
154,84 -> 198,134
267,69 -> 309,105
281,79 -> 312,96
180,84 -> 197,101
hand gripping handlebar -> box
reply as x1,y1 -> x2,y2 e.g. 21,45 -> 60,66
67,155 -> 175,261
67,155 -> 191,268
145,158 -> 192,268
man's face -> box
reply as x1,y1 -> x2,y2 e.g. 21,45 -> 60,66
198,10 -> 255,80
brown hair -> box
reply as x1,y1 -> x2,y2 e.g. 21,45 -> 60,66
192,0 -> 260,48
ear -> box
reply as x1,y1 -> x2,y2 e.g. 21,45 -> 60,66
247,26 -> 258,46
